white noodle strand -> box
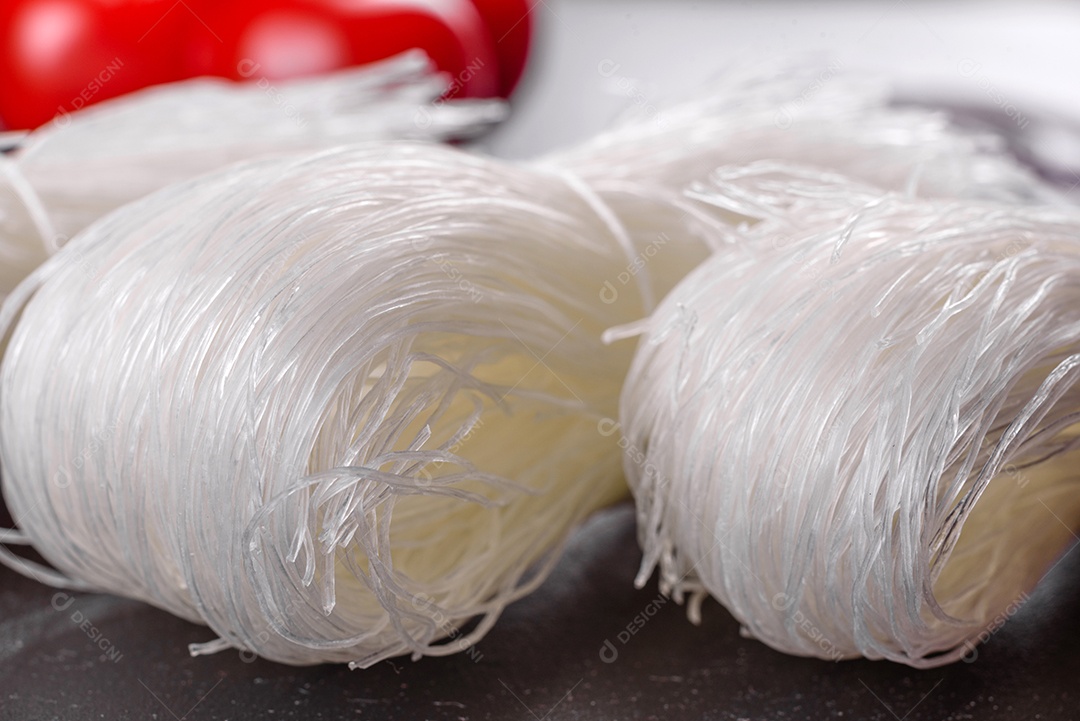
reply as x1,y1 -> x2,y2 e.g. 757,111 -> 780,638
621,165 -> 1080,667
0,64 -> 1057,667
0,51 -> 505,301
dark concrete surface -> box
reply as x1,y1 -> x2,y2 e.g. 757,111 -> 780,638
3,503 -> 1080,721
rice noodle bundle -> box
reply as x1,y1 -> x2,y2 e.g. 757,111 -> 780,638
0,64 -> 1055,667
0,51 -> 505,298
619,163 -> 1080,667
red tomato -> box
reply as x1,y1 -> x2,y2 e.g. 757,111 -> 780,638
0,0 -> 212,129
467,0 -> 531,96
187,0 -> 500,98
0,0 -> 523,129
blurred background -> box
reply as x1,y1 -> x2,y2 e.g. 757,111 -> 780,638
5,0 -> 1080,166
488,0 -> 1080,164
